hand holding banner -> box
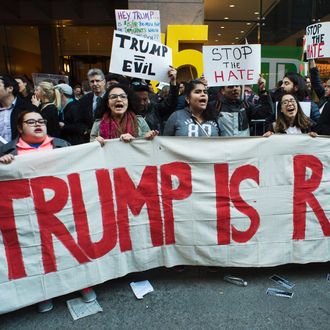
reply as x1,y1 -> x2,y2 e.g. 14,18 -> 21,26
203,44 -> 261,86
1,136 -> 330,314
109,30 -> 172,82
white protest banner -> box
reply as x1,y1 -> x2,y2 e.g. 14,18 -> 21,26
1,136 -> 330,314
306,22 -> 330,59
109,30 -> 172,82
32,73 -> 69,87
203,44 -> 261,86
115,9 -> 161,42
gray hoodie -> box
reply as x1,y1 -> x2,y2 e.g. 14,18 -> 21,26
163,108 -> 220,137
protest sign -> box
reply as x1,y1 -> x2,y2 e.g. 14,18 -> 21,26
306,22 -> 330,59
32,73 -> 69,87
203,44 -> 261,86
1,136 -> 330,314
109,30 -> 172,82
115,9 -> 161,42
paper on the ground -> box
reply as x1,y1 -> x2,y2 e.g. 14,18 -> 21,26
130,280 -> 154,299
66,298 -> 103,320
266,288 -> 294,298
269,275 -> 295,289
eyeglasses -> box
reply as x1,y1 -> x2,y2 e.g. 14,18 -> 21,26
89,79 -> 104,84
281,98 -> 296,106
23,119 -> 47,126
109,93 -> 128,100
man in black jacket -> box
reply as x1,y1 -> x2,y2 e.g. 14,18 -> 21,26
78,68 -> 106,142
0,74 -> 34,143
309,60 -> 330,135
131,66 -> 179,134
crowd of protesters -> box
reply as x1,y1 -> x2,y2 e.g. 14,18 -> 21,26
0,60 -> 330,312
2,62 -> 329,153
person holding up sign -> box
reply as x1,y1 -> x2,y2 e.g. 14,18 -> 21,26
309,60 -> 330,135
309,59 -> 330,111
263,93 -> 317,136
215,76 -> 273,136
131,66 -> 179,135
163,79 -> 220,137
90,84 -> 158,144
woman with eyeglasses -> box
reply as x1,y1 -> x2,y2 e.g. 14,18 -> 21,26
0,110 -> 69,163
90,84 -> 158,144
270,72 -> 320,124
263,93 -> 317,137
163,79 -> 220,137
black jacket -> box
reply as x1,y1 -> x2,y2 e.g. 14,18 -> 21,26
37,103 -> 61,138
59,100 -> 85,145
315,101 -> 330,135
143,84 -> 179,134
78,92 -> 104,142
310,67 -> 329,108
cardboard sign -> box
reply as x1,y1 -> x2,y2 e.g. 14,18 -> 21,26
115,9 -> 161,42
32,73 -> 69,87
203,44 -> 261,86
306,22 -> 330,59
109,30 -> 172,82
1,136 -> 330,314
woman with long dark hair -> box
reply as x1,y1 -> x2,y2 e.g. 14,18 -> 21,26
90,83 -> 158,144
14,75 -> 33,104
278,72 -> 320,123
263,93 -> 317,136
163,79 -> 220,136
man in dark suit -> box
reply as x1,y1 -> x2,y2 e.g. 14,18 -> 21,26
0,74 -> 34,143
78,68 -> 106,142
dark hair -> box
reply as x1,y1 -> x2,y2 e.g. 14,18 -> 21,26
130,79 -> 149,92
283,72 -> 308,101
275,93 -> 311,133
81,80 -> 91,93
95,84 -> 139,119
14,75 -> 32,95
16,110 -> 40,131
185,79 -> 217,121
105,73 -> 129,86
0,74 -> 19,97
